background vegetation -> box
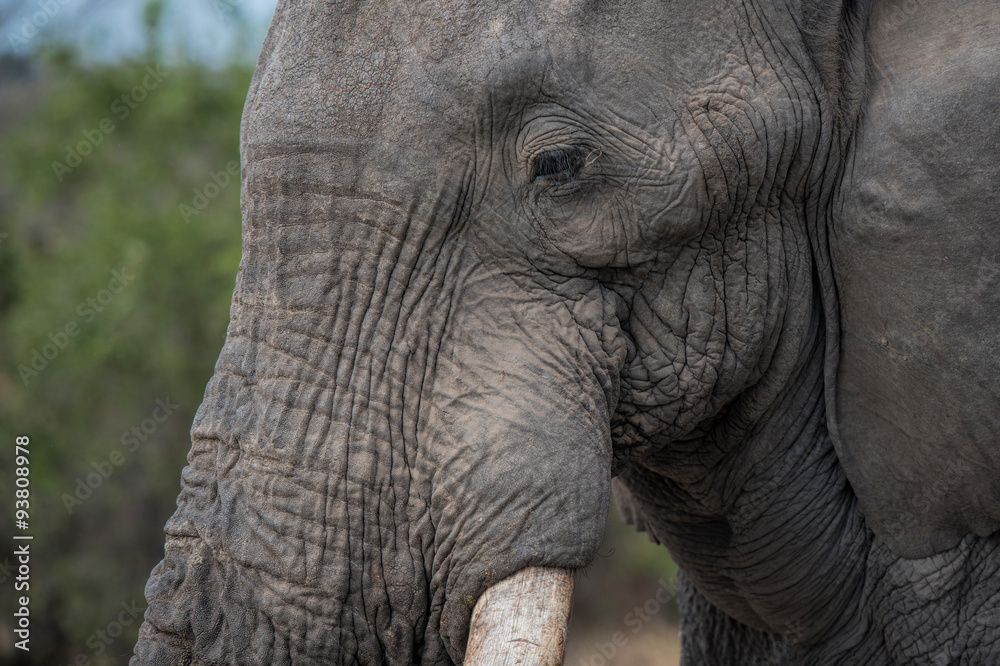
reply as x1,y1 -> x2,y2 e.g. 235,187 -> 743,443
0,3 -> 677,663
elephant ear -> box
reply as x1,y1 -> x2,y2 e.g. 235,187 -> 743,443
826,0 -> 1000,558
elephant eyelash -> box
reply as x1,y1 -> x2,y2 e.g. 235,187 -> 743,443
530,147 -> 586,183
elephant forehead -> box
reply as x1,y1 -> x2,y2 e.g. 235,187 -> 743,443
401,0 -> 541,72
244,0 -> 544,148
396,0 -> 743,96
244,0 -> 777,166
241,1 -> 403,146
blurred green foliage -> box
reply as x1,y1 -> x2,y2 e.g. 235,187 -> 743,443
572,507 -> 678,627
0,44 -> 251,663
0,18 -> 678,666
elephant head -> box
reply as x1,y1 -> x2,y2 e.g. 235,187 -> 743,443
133,0 -> 1000,664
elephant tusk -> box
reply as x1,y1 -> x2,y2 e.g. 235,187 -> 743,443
465,566 -> 575,666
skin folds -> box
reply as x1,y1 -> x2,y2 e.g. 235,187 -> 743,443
133,1 -> 1000,664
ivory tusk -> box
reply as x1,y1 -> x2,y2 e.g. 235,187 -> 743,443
465,566 -> 575,666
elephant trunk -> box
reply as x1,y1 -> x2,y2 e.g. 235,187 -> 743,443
466,567 -> 575,666
132,149 -> 622,663
134,3 -> 629,654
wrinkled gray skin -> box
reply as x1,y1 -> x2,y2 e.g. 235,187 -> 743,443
132,0 -> 1000,664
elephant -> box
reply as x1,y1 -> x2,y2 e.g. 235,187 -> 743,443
131,0 -> 1000,664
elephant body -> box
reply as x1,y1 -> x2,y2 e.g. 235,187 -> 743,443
133,0 -> 1000,664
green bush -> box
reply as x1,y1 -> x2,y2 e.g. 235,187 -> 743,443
0,47 -> 250,664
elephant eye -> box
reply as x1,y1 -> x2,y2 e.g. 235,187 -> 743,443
530,147 -> 585,183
